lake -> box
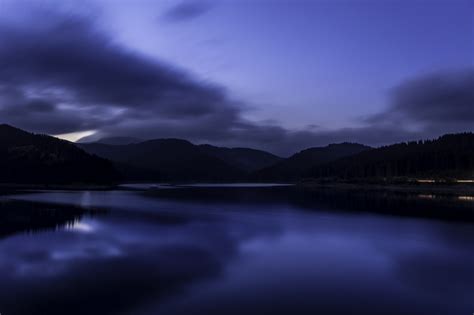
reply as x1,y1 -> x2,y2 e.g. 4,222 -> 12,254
0,185 -> 473,315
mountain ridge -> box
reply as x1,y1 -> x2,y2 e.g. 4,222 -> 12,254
0,124 -> 117,184
79,139 -> 243,181
78,138 -> 283,181
252,142 -> 371,181
3,124 -> 473,183
309,133 -> 474,179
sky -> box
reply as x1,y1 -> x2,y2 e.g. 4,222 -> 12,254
0,0 -> 472,156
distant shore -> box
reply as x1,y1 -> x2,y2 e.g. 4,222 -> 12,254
0,183 -> 117,191
1,180 -> 474,197
298,180 -> 474,196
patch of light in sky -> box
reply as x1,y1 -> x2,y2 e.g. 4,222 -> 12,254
54,130 -> 97,142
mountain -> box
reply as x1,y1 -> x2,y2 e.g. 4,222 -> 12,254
95,137 -> 143,145
253,143 -> 371,181
309,133 -> 474,179
79,139 -> 244,181
0,124 -> 116,184
3,124 -> 472,184
198,144 -> 282,172
77,135 -> 144,145
79,139 -> 283,181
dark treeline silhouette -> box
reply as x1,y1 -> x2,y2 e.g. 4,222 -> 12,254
0,200 -> 90,239
78,132 -> 474,182
309,133 -> 474,180
0,124 -> 117,184
2,124 -> 474,183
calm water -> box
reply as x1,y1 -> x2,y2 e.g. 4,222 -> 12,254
0,185 -> 473,315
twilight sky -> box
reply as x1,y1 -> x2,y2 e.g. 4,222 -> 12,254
0,0 -> 472,156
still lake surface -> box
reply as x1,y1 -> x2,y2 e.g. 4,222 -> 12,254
0,185 -> 473,315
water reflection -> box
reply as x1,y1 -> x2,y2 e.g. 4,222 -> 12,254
0,200 -> 93,239
0,187 -> 472,315
458,195 -> 474,202
144,186 -> 474,222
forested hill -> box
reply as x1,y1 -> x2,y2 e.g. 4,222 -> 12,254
0,124 -> 116,184
3,124 -> 472,184
79,139 -> 282,181
308,133 -> 474,180
198,144 -> 282,172
79,139 -> 244,181
253,143 -> 371,181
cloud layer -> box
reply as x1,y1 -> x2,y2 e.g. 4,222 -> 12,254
162,1 -> 214,22
367,69 -> 474,137
0,7 -> 472,156
0,11 -> 241,140
391,70 -> 474,124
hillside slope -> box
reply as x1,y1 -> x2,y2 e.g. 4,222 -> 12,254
0,124 -> 116,184
309,133 -> 474,179
79,139 -> 244,181
198,144 -> 282,172
253,143 -> 371,181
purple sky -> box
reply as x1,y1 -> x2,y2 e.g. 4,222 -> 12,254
0,0 -> 473,155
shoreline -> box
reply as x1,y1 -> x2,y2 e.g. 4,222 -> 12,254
1,181 -> 474,197
297,181 -> 474,196
0,183 -> 117,191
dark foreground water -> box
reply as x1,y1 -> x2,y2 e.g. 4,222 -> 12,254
0,185 -> 473,315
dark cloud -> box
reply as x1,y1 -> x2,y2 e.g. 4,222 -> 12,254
25,100 -> 57,113
366,69 -> 474,139
162,1 -> 213,22
0,10 -> 241,135
368,69 -> 474,124
0,7 -> 472,156
392,69 -> 474,123
0,13 -> 233,118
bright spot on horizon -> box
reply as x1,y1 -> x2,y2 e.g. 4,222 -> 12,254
66,221 -> 95,233
54,130 -> 97,142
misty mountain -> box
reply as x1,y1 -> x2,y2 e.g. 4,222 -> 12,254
309,133 -> 474,179
3,124 -> 473,184
95,137 -> 144,145
0,124 -> 116,184
79,139 -> 246,181
198,144 -> 282,172
79,139 -> 283,181
77,134 -> 144,145
253,143 -> 371,181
